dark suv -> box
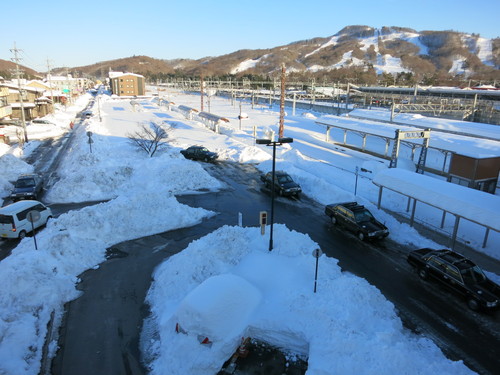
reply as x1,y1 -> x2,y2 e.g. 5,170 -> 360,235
407,248 -> 500,311
10,174 -> 44,201
180,146 -> 218,162
260,171 -> 301,197
325,201 -> 389,240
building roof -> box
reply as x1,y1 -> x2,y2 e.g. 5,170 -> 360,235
2,83 -> 45,93
109,72 -> 145,79
9,102 -> 36,108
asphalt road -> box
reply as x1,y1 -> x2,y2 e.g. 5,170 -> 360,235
49,161 -> 500,375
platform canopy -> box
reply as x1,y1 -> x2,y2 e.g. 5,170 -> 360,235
372,168 -> 500,248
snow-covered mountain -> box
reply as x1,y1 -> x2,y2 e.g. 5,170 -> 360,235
167,25 -> 499,78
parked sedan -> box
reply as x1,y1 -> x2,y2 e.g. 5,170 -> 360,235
180,146 -> 218,162
10,174 -> 44,201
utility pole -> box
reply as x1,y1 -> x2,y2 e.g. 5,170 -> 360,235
200,75 -> 204,112
46,59 -> 54,110
10,42 -> 28,143
65,68 -> 71,105
279,63 -> 286,138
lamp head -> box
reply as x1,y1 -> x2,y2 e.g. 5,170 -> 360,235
256,139 -> 272,145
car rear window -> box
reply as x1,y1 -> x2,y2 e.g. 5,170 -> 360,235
0,214 -> 14,224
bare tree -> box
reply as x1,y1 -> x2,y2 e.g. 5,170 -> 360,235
127,121 -> 171,157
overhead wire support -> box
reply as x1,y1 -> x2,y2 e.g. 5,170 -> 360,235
10,42 -> 28,143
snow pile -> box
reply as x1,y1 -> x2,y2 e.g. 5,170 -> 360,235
175,274 -> 261,340
0,190 -> 214,374
143,225 -> 474,375
0,96 -> 222,375
44,106 -> 224,204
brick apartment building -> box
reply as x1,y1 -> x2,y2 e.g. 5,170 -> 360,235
109,72 -> 145,96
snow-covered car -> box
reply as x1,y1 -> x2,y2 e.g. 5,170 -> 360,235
174,274 -> 261,348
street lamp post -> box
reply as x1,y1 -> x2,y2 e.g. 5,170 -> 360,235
97,96 -> 102,122
256,137 -> 293,251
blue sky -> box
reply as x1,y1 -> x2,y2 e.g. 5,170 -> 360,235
2,0 -> 499,72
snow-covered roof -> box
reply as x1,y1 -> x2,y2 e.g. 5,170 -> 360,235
373,168 -> 500,232
9,102 -> 36,108
108,71 -> 124,78
109,72 -> 144,79
26,80 -> 53,89
2,83 -> 45,93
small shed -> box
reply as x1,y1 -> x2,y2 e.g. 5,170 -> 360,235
448,154 -> 500,194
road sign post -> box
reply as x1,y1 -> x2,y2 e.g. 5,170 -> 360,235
312,248 -> 323,293
87,131 -> 93,153
26,210 -> 41,250
354,166 -> 359,195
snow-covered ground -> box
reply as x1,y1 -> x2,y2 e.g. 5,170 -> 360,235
0,88 -> 498,375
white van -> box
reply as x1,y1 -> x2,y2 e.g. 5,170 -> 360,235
0,200 -> 52,239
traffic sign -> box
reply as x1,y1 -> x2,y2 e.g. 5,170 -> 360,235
26,210 -> 40,223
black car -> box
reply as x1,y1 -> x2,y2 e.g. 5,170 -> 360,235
180,146 -> 218,162
260,171 -> 301,197
10,174 -> 44,201
325,201 -> 389,241
82,110 -> 92,119
407,248 -> 500,311
31,119 -> 55,125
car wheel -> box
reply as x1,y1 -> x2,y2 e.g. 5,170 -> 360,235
279,189 -> 283,196
204,157 -> 208,162
18,230 -> 27,240
331,216 -> 337,225
46,216 -> 52,225
357,232 -> 365,241
418,268 -> 428,280
467,298 -> 480,311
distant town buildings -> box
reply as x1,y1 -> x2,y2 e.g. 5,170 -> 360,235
0,74 -> 94,124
